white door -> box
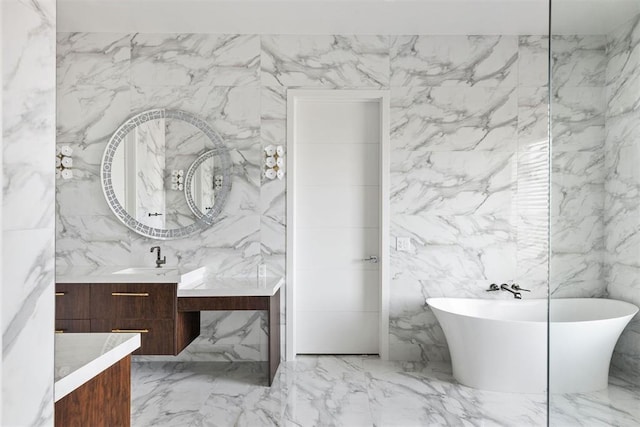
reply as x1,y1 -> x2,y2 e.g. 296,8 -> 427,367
292,94 -> 382,354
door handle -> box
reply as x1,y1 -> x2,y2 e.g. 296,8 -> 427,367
362,256 -> 379,264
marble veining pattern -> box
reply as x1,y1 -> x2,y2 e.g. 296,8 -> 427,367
552,86 -> 606,152
387,34 -> 529,362
390,35 -> 518,88
130,356 -> 640,427
3,0 -> 56,425
516,37 -> 550,300
57,33 -> 132,88
391,215 -> 515,283
518,36 -> 549,88
261,35 -> 390,88
551,151 -> 604,218
133,118 -> 166,228
552,35 -> 608,88
549,35 -> 607,299
391,151 -> 515,217
391,86 -> 517,152
517,86 -> 549,151
131,34 -> 260,87
135,311 -> 267,363
516,151 -> 549,292
604,14 -> 640,378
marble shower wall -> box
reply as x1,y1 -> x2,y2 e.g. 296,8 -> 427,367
57,33 -> 554,362
605,14 -> 640,379
2,0 -> 56,425
550,35 -> 607,298
518,34 -> 608,303
516,36 -> 550,299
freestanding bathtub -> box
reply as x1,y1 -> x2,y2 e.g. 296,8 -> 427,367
426,297 -> 638,394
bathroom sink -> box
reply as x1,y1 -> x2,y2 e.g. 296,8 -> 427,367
112,267 -> 178,275
110,266 -> 205,286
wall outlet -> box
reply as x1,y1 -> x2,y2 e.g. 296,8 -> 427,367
396,237 -> 411,252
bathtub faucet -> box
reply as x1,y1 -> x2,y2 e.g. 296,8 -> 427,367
486,283 -> 500,292
500,283 -> 522,299
511,284 -> 530,292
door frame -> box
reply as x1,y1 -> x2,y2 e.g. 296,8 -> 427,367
285,89 -> 390,360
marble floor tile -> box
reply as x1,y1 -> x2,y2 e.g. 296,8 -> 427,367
131,357 -> 640,427
549,368 -> 640,427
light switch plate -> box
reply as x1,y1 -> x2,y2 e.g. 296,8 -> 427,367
396,237 -> 411,252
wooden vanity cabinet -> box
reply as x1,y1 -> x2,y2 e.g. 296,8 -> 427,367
90,283 -> 176,319
55,284 -> 91,333
55,282 -> 200,356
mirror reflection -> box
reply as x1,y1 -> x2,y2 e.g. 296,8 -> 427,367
185,150 -> 224,219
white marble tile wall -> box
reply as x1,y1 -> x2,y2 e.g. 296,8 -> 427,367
261,35 -> 389,88
549,35 -> 608,298
2,0 -> 56,425
57,33 -> 556,363
518,34 -> 610,303
605,14 -> 640,379
390,35 -> 524,361
516,36 -> 550,295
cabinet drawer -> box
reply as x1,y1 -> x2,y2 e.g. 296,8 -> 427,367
91,319 -> 175,355
55,319 -> 91,333
55,284 -> 91,319
91,283 -> 176,319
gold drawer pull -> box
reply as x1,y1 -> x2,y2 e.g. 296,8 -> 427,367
55,292 -> 66,296
55,330 -> 65,333
111,329 -> 149,333
111,292 -> 150,297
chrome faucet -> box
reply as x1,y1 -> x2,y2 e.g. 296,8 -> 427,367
486,282 -> 530,299
500,283 -> 522,299
150,246 -> 166,268
511,284 -> 530,293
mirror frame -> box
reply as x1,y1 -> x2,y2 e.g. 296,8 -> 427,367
101,109 -> 232,240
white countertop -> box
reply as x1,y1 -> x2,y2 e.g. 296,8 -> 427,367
54,333 -> 141,402
56,265 -> 283,297
56,265 -> 206,285
178,275 -> 284,297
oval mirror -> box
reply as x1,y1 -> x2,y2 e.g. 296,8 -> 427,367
101,109 -> 232,239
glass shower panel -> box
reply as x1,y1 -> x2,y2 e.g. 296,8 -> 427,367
549,0 -> 640,424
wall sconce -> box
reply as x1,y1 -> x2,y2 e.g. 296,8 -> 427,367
264,145 -> 284,180
171,169 -> 184,191
56,145 -> 73,180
